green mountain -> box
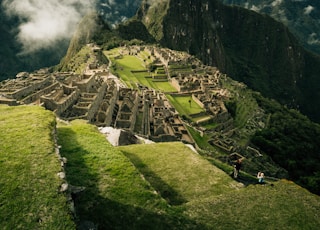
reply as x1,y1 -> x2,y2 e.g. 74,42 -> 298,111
137,0 -> 320,123
220,0 -> 320,55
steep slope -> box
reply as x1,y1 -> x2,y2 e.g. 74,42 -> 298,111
221,0 -> 320,55
58,13 -> 111,71
98,0 -> 142,27
57,119 -> 320,229
138,0 -> 320,123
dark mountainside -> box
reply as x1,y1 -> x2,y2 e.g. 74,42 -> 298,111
138,0 -> 320,123
221,0 -> 320,55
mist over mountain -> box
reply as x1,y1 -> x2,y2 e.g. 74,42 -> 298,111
220,0 -> 320,55
0,0 -> 141,80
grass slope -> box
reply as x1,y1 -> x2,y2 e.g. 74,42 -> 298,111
0,105 -> 75,229
119,143 -> 320,229
2,106 -> 320,229
185,180 -> 320,230
57,120 -> 202,229
118,142 -> 239,204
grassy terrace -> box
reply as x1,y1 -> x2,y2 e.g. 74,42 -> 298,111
57,120 -> 199,229
119,142 -> 320,229
0,105 -> 75,229
2,106 -> 320,229
166,94 -> 210,121
104,48 -> 177,92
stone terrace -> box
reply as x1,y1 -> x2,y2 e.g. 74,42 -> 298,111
2,45 -> 265,150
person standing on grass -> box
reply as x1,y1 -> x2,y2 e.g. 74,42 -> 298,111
257,171 -> 265,184
233,159 -> 242,178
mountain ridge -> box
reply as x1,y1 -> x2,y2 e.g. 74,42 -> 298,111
221,0 -> 320,55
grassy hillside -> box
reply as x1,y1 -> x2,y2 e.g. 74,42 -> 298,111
0,105 -> 75,229
1,105 -> 320,229
119,142 -> 239,204
57,120 -> 200,229
58,120 -> 320,229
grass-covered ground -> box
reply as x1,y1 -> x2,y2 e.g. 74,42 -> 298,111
57,120 -> 197,229
56,119 -> 320,229
104,48 -> 177,92
2,106 -> 320,229
0,105 -> 75,229
119,143 -> 320,230
166,94 -> 210,122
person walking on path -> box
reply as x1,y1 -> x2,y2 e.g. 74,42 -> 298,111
233,159 -> 242,178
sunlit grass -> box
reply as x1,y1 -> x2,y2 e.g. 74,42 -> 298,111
57,120 -> 182,229
0,105 -> 75,229
166,94 -> 206,117
2,106 -> 320,229
119,142 -> 238,203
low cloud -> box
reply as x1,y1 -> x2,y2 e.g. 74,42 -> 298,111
271,0 -> 283,7
308,33 -> 320,45
2,0 -> 96,54
304,5 -> 314,15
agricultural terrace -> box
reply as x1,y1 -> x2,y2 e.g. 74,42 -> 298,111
166,94 -> 210,122
104,48 -> 177,92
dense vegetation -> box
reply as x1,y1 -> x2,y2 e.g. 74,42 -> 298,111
251,94 -> 320,195
221,0 -> 320,55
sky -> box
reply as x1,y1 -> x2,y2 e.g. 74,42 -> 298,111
2,0 -> 96,54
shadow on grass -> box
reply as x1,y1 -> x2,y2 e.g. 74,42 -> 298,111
58,127 -> 204,230
123,151 -> 188,206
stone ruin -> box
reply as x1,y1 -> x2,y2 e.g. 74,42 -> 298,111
0,45 -> 199,145
0,44 -> 266,153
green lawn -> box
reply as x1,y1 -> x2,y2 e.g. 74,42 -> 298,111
0,105 -> 75,229
105,49 -> 177,92
153,81 -> 177,92
119,142 -> 238,204
119,142 -> 320,229
166,94 -> 206,117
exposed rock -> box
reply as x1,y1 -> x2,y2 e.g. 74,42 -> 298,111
60,183 -> 69,192
118,129 -> 140,146
57,172 -> 66,179
69,185 -> 86,195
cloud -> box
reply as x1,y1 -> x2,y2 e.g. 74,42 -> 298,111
308,33 -> 320,45
304,5 -> 314,15
2,0 -> 96,54
271,0 -> 283,7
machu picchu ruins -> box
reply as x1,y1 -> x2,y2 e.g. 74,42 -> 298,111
0,44 -> 265,154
